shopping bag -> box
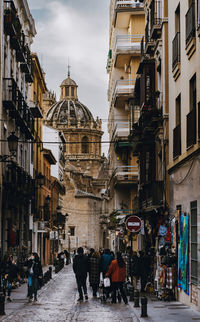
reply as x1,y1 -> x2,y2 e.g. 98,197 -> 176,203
103,277 -> 111,288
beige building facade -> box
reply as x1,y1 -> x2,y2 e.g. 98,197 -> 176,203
168,0 -> 200,310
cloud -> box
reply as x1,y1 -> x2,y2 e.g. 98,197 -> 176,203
28,0 -> 109,153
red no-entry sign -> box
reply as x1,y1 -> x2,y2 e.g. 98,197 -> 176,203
126,216 -> 142,233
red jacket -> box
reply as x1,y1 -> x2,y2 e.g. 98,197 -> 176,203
106,259 -> 126,282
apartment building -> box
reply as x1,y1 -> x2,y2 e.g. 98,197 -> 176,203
1,0 -> 36,257
168,0 -> 200,310
107,0 -> 145,252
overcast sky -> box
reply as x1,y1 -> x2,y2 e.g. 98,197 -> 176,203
28,0 -> 110,154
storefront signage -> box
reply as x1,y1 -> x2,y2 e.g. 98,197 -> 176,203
126,216 -> 142,233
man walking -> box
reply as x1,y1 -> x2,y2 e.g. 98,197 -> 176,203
73,247 -> 89,301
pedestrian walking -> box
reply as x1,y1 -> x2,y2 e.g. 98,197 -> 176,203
72,250 -> 76,262
106,252 -> 128,304
88,250 -> 101,297
100,248 -> 114,299
1,255 -> 19,302
64,249 -> 70,265
26,252 -> 43,302
73,247 -> 89,302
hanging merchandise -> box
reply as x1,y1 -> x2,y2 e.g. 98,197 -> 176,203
178,213 -> 189,295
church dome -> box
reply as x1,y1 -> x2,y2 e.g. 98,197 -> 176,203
46,72 -> 95,127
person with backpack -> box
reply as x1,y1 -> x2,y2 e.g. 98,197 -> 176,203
106,252 -> 128,304
26,252 -> 43,302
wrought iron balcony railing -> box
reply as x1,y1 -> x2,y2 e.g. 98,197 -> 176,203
173,124 -> 181,158
115,0 -> 144,10
186,1 -> 195,46
172,32 -> 180,70
140,181 -> 164,210
187,108 -> 196,148
150,0 -> 162,38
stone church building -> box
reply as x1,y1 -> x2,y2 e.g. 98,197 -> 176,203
45,71 -> 109,251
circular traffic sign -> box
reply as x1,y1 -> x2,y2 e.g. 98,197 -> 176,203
126,216 -> 142,233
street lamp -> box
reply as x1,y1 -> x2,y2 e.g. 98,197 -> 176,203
0,132 -> 19,162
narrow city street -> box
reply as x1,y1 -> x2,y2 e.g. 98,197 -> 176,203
0,265 -> 137,322
1,265 -> 200,322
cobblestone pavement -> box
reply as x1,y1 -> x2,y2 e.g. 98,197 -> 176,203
0,265 -> 138,322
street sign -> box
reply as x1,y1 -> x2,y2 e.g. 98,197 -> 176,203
126,216 -> 142,233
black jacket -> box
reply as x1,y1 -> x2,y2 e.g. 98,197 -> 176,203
26,259 -> 43,278
73,254 -> 88,277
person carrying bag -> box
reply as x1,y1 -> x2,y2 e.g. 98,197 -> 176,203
106,252 -> 128,304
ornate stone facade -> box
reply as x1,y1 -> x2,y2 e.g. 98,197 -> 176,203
45,72 -> 108,251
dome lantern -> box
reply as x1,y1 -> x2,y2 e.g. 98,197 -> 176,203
60,66 -> 78,100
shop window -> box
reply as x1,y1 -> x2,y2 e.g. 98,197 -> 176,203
190,201 -> 197,285
82,136 -> 89,153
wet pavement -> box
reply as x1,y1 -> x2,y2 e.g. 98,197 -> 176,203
1,265 -> 200,321
0,265 -> 138,322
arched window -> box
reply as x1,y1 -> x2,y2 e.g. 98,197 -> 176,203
82,136 -> 89,153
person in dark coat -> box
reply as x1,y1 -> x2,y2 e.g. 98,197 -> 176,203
1,255 -> 19,302
26,252 -> 43,302
88,251 -> 101,297
73,247 -> 89,301
64,250 -> 70,265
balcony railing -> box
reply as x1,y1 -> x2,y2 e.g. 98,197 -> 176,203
187,108 -> 196,148
140,181 -> 164,209
114,34 -> 143,55
172,32 -> 180,70
3,78 -> 34,139
112,79 -> 135,103
150,0 -> 162,38
173,124 -> 181,158
115,0 -> 144,10
113,166 -> 138,185
113,122 -> 129,140
186,1 -> 195,46
2,78 -> 17,109
4,0 -> 17,36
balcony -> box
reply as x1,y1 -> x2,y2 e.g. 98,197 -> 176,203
173,124 -> 181,159
113,122 -> 129,140
112,166 -> 138,187
114,34 -> 143,67
20,48 -> 34,83
2,78 -> 17,110
145,21 -> 154,54
112,79 -> 135,107
113,0 -> 144,27
140,181 -> 164,211
4,0 -> 17,36
186,1 -> 195,46
150,0 -> 162,39
187,108 -> 196,148
172,32 -> 180,71
3,78 -> 34,139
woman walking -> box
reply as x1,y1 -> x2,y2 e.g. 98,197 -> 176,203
106,252 -> 128,304
88,250 -> 101,297
26,252 -> 43,302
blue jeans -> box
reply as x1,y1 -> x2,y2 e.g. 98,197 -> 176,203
2,278 -> 12,297
28,275 -> 38,298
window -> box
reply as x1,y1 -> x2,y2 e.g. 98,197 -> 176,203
198,0 -> 200,27
173,94 -> 181,158
176,94 -> 181,126
69,227 -> 75,236
82,136 -> 89,153
190,201 -> 198,284
65,87 -> 69,96
71,87 -> 74,97
187,74 -> 196,147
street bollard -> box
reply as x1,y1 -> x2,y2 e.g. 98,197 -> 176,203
141,296 -> 148,317
134,289 -> 140,307
129,285 -> 134,302
0,293 -> 5,315
49,266 -> 52,279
